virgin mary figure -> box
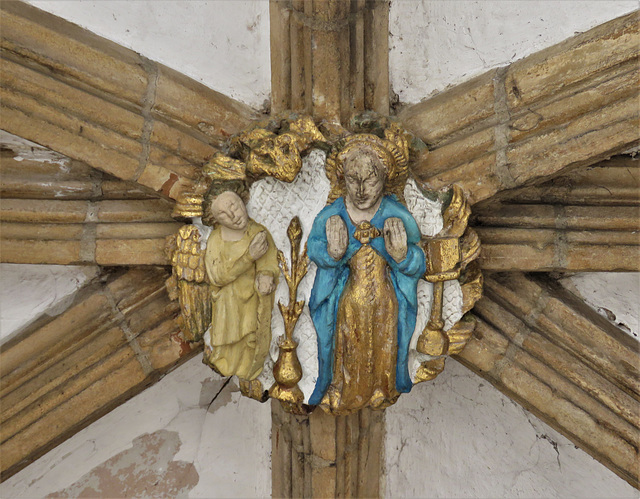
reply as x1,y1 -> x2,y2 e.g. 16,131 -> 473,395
307,134 -> 426,414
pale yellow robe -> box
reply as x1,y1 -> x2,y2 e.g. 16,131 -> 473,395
204,220 -> 279,380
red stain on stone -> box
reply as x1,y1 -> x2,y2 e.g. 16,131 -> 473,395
171,331 -> 194,357
160,173 -> 179,198
47,430 -> 199,498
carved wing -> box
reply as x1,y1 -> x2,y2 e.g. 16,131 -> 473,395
441,185 -> 471,238
445,314 -> 477,355
169,225 -> 212,343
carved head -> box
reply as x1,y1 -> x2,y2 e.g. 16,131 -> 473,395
342,145 -> 386,211
325,132 -> 409,205
206,191 -> 248,231
202,180 -> 249,227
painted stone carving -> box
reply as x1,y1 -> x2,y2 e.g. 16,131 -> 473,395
202,189 -> 279,381
167,114 -> 482,414
307,134 -> 426,414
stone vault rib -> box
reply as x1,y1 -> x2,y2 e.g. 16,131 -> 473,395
398,11 -> 640,205
455,273 -> 640,488
270,0 -> 390,122
271,400 -> 384,498
472,156 -> 640,272
0,140 -> 179,265
0,268 -> 200,481
0,1 -> 256,201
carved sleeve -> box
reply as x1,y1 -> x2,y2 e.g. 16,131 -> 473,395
386,211 -> 426,278
395,243 -> 426,277
205,240 -> 254,288
255,230 -> 280,279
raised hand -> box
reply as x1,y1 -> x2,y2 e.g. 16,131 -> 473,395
249,231 -> 269,261
255,273 -> 276,295
384,217 -> 407,263
326,215 -> 348,260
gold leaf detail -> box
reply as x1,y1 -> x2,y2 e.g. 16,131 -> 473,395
446,314 -> 477,355
203,152 -> 247,181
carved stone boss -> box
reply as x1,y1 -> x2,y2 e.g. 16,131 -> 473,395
167,114 -> 482,415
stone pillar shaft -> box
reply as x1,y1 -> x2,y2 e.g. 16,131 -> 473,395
271,401 -> 384,498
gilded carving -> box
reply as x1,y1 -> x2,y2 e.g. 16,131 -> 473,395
307,132 -> 425,415
167,113 -> 482,414
167,224 -> 210,343
270,217 -> 308,414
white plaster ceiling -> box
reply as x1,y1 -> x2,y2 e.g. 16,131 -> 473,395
389,0 -> 639,103
25,0 -> 271,110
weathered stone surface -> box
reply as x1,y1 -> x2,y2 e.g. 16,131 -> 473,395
495,156 -> 639,206
472,156 -> 640,272
456,273 -> 640,488
0,269 -> 200,481
0,1 -> 256,201
0,134 -> 180,265
271,401 -> 383,498
270,0 -> 389,121
399,12 -> 640,205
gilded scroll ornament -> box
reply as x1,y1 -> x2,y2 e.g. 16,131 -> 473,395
167,113 -> 482,414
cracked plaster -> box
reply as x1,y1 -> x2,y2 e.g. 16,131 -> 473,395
47,430 -> 199,498
0,358 -> 271,499
389,0 -> 639,104
384,360 -> 638,498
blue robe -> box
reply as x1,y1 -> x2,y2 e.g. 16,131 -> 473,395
307,195 -> 426,405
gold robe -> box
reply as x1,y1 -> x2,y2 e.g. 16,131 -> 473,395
321,222 -> 400,413
204,220 -> 279,380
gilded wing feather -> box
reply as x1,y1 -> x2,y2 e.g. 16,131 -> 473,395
460,261 -> 483,315
440,185 -> 471,238
170,225 -> 212,343
460,228 -> 481,269
446,314 -> 477,355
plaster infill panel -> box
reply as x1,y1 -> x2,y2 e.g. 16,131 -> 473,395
25,0 -> 270,110
389,0 -> 639,103
0,358 -> 272,499
0,263 -> 98,342
384,361 -> 638,498
561,272 -> 640,341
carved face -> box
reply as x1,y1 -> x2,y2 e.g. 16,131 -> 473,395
210,191 -> 248,231
342,148 -> 385,211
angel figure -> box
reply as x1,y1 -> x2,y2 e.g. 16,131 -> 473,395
202,189 -> 279,381
307,135 -> 426,414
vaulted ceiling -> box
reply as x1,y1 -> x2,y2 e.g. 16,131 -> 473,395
0,0 -> 638,489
